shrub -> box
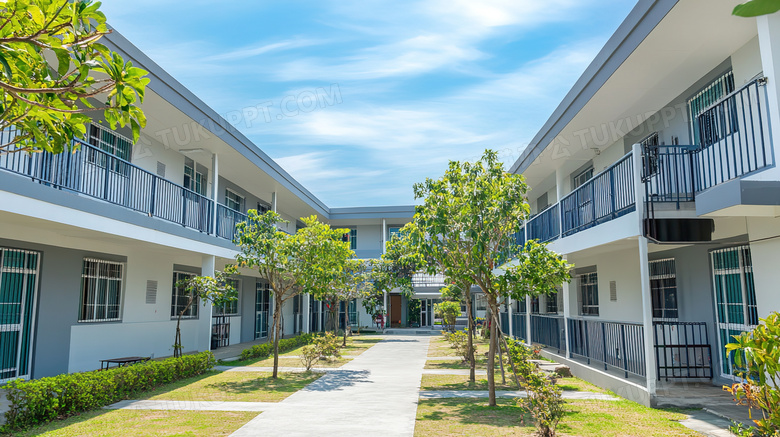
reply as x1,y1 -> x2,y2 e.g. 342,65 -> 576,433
239,333 -> 315,361
314,332 -> 341,360
444,330 -> 472,362
519,371 -> 565,437
724,312 -> 780,436
299,345 -> 320,371
505,338 -> 542,380
2,352 -> 215,431
434,301 -> 460,332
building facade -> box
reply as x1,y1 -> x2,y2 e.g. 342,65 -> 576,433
0,30 -> 414,381
504,0 -> 780,406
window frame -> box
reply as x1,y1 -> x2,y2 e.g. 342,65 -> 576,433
578,272 -> 599,316
649,258 -> 678,321
224,188 -> 244,212
171,271 -> 199,319
343,229 -> 357,250
183,159 -> 207,196
214,278 -> 240,316
78,258 -> 125,323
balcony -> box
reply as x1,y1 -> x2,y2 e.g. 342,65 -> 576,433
0,135 -> 257,241
516,78 -> 773,247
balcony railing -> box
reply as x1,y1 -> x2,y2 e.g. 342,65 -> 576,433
531,314 -> 565,352
567,318 -> 646,378
511,313 -> 527,342
527,204 -> 560,242
216,203 -> 248,241
0,137 -> 214,233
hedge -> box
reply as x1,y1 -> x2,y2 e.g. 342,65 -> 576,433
239,333 -> 316,361
2,351 -> 215,431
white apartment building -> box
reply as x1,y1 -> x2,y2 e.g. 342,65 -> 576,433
504,0 -> 780,406
0,29 -> 414,381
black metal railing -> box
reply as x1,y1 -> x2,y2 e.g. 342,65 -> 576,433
568,318 -> 646,378
654,321 -> 713,380
531,314 -> 564,352
211,315 -> 230,349
500,312 -> 509,333
561,152 -> 635,236
216,203 -> 248,241
643,144 -> 697,208
527,204 -> 560,243
694,78 -> 773,191
0,137 -> 214,233
512,313 -> 527,342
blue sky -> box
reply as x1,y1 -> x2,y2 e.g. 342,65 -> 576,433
100,0 -> 635,207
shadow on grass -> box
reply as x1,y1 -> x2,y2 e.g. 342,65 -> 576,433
303,369 -> 372,392
417,398 -> 531,428
205,374 -> 312,395
138,371 -> 218,399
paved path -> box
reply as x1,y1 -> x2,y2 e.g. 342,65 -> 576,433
419,390 -> 617,400
230,336 -> 429,437
106,400 -> 277,412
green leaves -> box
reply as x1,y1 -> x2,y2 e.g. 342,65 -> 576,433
0,0 -> 149,153
733,0 -> 780,17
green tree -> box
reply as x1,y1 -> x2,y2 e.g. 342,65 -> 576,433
173,269 -> 237,358
0,0 -> 149,154
434,300 -> 460,332
441,281 -> 477,382
412,150 -> 572,406
316,259 -> 373,345
234,211 -> 353,378
366,226 -> 425,328
733,0 -> 780,17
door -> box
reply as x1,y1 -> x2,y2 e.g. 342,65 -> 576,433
390,295 -> 402,328
711,245 -> 758,378
254,282 -> 270,339
0,248 -> 40,382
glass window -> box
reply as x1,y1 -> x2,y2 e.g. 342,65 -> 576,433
183,158 -> 207,196
343,229 -> 357,250
79,259 -> 123,322
578,272 -> 599,316
650,258 -> 678,320
688,71 -> 736,147
225,189 -> 244,212
545,291 -> 559,314
172,271 -> 198,318
572,167 -> 594,189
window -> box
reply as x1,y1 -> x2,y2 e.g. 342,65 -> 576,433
343,229 -> 357,250
388,227 -> 402,240
578,272 -> 599,316
475,294 -> 487,311
183,158 -> 207,196
641,132 -> 660,177
530,296 -> 540,314
86,124 -> 133,174
79,259 -> 123,322
257,202 -> 270,214
171,271 -> 198,318
650,258 -> 678,320
572,167 -> 594,190
536,192 -> 549,213
214,279 -> 239,316
545,291 -> 559,314
225,189 -> 244,212
688,71 -> 736,147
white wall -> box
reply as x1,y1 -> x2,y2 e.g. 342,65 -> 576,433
732,36 -> 763,87
746,217 -> 780,319
568,246 -> 644,323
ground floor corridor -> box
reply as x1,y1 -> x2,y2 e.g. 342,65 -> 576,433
230,335 -> 430,436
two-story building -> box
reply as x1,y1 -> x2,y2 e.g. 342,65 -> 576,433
503,0 -> 780,406
0,29 -> 416,381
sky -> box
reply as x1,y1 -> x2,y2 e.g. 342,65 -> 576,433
99,0 -> 635,208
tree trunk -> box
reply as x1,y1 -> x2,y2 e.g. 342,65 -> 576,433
174,314 -> 182,358
486,294 -> 499,407
272,295 -> 282,379
464,285 -> 476,383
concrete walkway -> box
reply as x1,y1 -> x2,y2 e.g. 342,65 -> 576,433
230,336 -> 429,437
420,390 -> 617,400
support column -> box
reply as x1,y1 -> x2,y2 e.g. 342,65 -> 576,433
507,298 -> 514,339
639,237 -> 657,394
525,297 -> 532,344
757,14 -> 780,180
303,294 -> 311,333
382,219 -> 387,254
561,255 -> 572,358
271,191 -> 277,213
555,167 -> 567,236
201,255 -> 216,352
211,153 -> 219,235
383,291 -> 388,332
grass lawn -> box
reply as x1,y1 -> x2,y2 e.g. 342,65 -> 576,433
424,357 -> 489,370
414,398 -> 698,437
427,334 -> 490,358
421,373 -> 521,391
7,410 -> 257,437
139,370 -> 321,402
224,336 -> 381,367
